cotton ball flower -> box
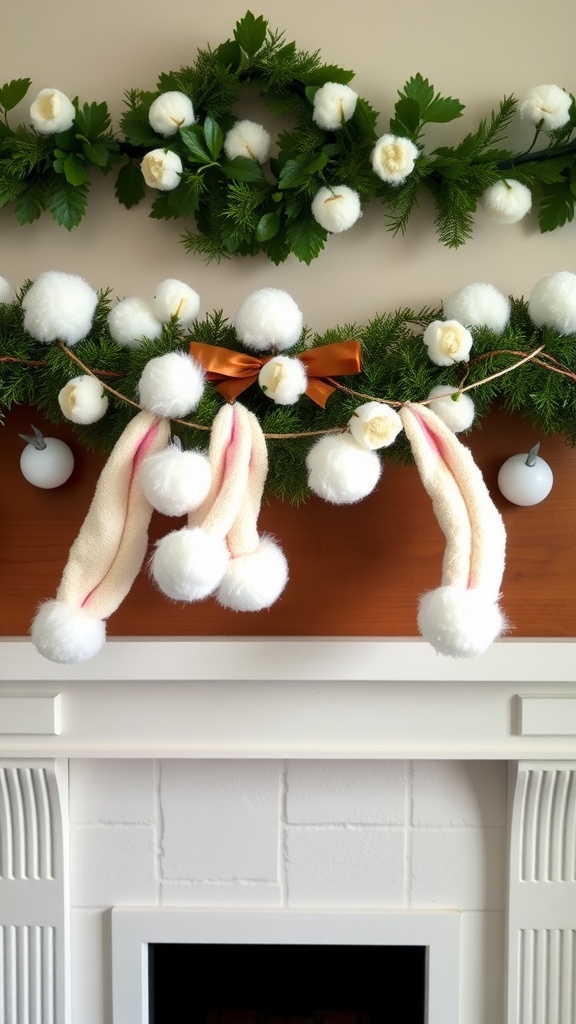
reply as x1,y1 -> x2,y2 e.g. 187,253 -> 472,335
442,282 -> 511,333
141,444 -> 211,516
30,88 -> 75,135
258,356 -> 307,405
423,320 -> 473,366
141,149 -> 182,191
31,600 -> 106,664
520,85 -> 572,130
153,279 -> 201,326
138,351 -> 205,417
0,276 -> 14,304
224,120 -> 271,163
217,536 -> 289,611
234,288 -> 303,353
306,433 -> 381,504
151,527 -> 229,601
528,271 -> 576,334
312,82 -> 358,130
22,271 -> 98,346
426,386 -> 475,433
418,586 -> 507,658
148,91 -> 194,136
481,179 -> 532,225
108,297 -> 163,348
371,134 -> 419,185
348,402 -> 403,450
58,375 -> 109,425
311,185 -> 362,233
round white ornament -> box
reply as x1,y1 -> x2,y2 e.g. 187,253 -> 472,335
497,445 -> 553,506
20,428 -> 74,489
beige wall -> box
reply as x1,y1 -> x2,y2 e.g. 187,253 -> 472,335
3,0 -> 575,332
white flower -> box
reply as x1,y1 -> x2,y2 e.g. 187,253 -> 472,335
224,120 -> 271,163
528,271 -> 576,335
423,319 -> 473,366
30,88 -> 75,135
481,179 -> 532,224
141,149 -> 182,191
58,375 -> 109,425
153,279 -> 201,325
0,276 -> 14,304
22,271 -> 98,346
258,356 -> 307,405
234,288 -> 303,353
311,185 -> 362,233
371,134 -> 419,185
443,282 -> 510,333
306,433 -> 381,504
520,85 -> 572,130
148,92 -> 194,136
312,82 -> 358,130
138,352 -> 205,418
426,386 -> 475,433
108,297 -> 163,348
348,402 -> 402,450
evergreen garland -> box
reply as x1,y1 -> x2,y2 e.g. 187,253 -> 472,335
1,12 -> 576,262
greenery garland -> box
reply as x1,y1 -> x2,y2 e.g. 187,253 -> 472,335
1,11 -> 576,263
2,273 -> 576,504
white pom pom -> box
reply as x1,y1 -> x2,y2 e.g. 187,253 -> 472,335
58,375 -> 109,425
311,185 -> 362,233
141,445 -> 211,516
348,402 -> 403,449
481,179 -> 532,224
151,527 -> 229,601
426,386 -> 475,433
138,352 -> 205,417
31,600 -> 106,664
258,356 -> 307,405
423,320 -> 473,366
528,271 -> 576,335
0,276 -> 14,304
108,297 -> 163,348
224,120 -> 271,163
306,433 -> 381,504
217,536 -> 289,611
22,271 -> 98,346
417,586 -> 507,658
148,91 -> 194,136
442,282 -> 511,333
153,279 -> 201,325
234,288 -> 303,353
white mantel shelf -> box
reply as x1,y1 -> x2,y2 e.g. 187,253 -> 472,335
0,638 -> 575,759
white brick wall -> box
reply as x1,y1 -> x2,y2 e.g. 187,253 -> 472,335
69,758 -> 507,1024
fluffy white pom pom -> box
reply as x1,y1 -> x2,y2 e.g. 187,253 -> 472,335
0,276 -> 14,304
224,120 -> 271,163
311,185 -> 362,233
141,445 -> 211,516
442,282 -> 511,333
151,527 -> 229,601
528,271 -> 576,335
153,279 -> 201,325
108,297 -> 163,348
30,89 -> 75,135
58,375 -> 109,425
348,402 -> 402,449
31,600 -> 106,664
234,288 -> 303,353
426,386 -> 475,433
312,82 -> 358,130
217,536 -> 289,611
22,271 -> 98,346
148,91 -> 194,136
306,433 -> 381,504
258,355 -> 307,405
418,586 -> 507,658
423,319 -> 473,366
481,179 -> 532,224
138,351 -> 205,417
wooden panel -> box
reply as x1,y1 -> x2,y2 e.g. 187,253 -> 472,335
1,404 -> 575,637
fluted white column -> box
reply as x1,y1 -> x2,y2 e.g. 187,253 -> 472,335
0,761 -> 69,1024
508,761 -> 576,1024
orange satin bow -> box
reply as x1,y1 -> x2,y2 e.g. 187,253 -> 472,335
189,340 -> 362,407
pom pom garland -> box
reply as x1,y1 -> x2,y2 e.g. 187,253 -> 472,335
108,297 -> 163,348
442,282 -> 511,333
528,271 -> 576,335
258,356 -> 308,405
312,82 -> 358,130
223,120 -> 271,163
153,279 -> 201,325
426,386 -> 476,433
311,186 -> 362,233
423,319 -> 473,366
58,375 -> 109,425
348,402 -> 403,450
481,179 -> 532,225
22,271 -> 98,346
234,288 -> 304,352
0,276 -> 14,304
306,433 -> 382,504
148,91 -> 195,136
137,351 -> 205,418
29,89 -> 75,135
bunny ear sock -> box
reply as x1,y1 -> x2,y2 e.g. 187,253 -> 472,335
399,402 -> 508,658
31,410 -> 171,663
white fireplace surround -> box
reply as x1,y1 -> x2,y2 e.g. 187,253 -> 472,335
1,637 -> 576,1024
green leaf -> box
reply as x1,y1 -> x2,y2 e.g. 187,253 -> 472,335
391,97 -> 421,135
400,74 -> 464,125
256,211 -> 281,241
203,117 -> 223,160
179,126 -> 212,163
221,156 -> 266,182
0,174 -> 26,209
285,216 -> 327,263
234,11 -> 268,57
167,174 -> 202,217
48,180 -> 88,229
82,141 -> 112,168
74,101 -> 111,140
217,40 -> 242,70
15,182 -> 47,224
278,152 -> 328,190
304,65 -> 355,87
62,153 -> 90,186
0,78 -> 32,113
149,192 -> 179,220
120,107 -> 161,148
115,160 -> 146,208
350,98 -> 378,143
538,182 -> 575,232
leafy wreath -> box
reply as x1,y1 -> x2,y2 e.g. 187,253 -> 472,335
2,268 -> 576,505
1,11 -> 576,263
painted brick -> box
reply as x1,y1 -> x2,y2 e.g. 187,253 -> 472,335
286,760 -> 408,824
411,761 -> 507,827
286,827 -> 407,906
70,825 -> 158,907
410,827 -> 506,911
69,759 -> 155,823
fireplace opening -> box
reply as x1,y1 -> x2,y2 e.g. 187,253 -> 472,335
147,943 -> 427,1024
